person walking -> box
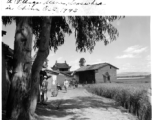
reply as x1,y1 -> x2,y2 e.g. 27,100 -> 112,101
57,83 -> 62,91
105,72 -> 111,83
75,80 -> 78,88
38,73 -> 44,103
64,79 -> 69,92
51,74 -> 58,97
41,76 -> 48,103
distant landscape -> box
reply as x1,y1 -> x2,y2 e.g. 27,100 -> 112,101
115,72 -> 151,84
117,72 -> 151,78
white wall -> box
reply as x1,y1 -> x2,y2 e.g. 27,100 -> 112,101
95,65 -> 117,83
74,74 -> 79,82
46,73 -> 58,91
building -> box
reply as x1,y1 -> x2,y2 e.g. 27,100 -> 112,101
42,69 -> 60,91
74,63 -> 119,84
51,61 -> 71,72
43,68 -> 73,89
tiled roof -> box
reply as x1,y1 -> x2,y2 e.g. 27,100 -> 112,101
60,71 -> 71,74
60,71 -> 73,77
44,69 -> 60,75
52,62 -> 71,69
75,63 -> 118,72
43,69 -> 72,77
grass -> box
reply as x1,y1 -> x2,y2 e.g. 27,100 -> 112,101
85,83 -> 151,120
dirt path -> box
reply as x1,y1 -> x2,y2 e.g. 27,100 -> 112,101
36,86 -> 138,120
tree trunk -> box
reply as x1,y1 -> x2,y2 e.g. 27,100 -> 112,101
2,51 -> 10,110
6,17 -> 33,119
28,17 -> 52,119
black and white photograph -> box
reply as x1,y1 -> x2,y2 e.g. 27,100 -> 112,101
1,1 -> 152,120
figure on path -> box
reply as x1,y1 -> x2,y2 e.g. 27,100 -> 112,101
105,72 -> 111,83
38,72 -> 45,103
64,79 -> 69,92
57,83 -> 62,90
103,74 -> 106,83
41,76 -> 48,103
51,74 -> 58,97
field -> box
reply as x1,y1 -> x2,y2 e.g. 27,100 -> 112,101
115,75 -> 151,84
85,77 -> 151,120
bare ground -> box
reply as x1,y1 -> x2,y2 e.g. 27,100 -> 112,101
36,85 -> 138,120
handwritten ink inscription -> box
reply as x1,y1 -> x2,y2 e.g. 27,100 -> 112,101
5,0 -> 105,13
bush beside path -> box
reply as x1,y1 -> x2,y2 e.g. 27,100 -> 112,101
85,83 -> 151,120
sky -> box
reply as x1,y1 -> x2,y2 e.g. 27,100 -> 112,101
2,16 -> 151,73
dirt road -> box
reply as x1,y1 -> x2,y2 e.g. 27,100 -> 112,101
36,86 -> 138,120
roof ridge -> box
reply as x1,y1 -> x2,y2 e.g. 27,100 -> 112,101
88,62 -> 107,66
75,62 -> 118,72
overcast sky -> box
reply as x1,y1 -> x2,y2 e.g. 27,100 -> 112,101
2,16 -> 151,73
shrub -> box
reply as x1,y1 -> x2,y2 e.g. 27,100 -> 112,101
85,83 -> 151,120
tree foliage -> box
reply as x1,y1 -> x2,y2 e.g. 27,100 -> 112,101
2,16 -> 122,53
32,16 -> 72,52
68,16 -> 121,52
79,58 -> 86,67
2,17 -> 15,26
43,59 -> 48,68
